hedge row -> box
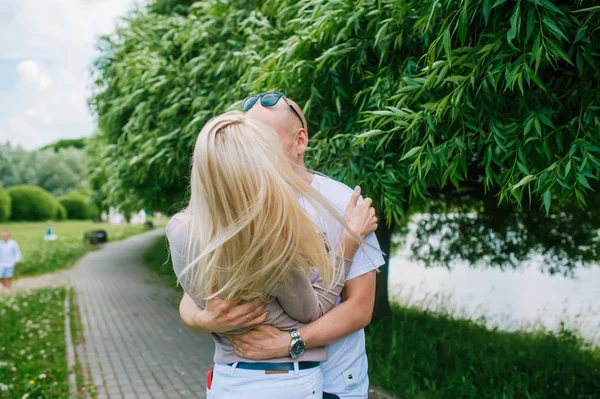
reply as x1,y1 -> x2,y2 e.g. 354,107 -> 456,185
1,185 -> 98,221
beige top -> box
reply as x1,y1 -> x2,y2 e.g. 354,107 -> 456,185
166,213 -> 352,364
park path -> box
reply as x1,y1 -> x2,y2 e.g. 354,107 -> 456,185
70,229 -> 214,399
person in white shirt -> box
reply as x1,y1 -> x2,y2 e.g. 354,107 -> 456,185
0,229 -> 22,295
179,93 -> 386,399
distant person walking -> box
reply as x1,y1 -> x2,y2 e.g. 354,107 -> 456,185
0,229 -> 21,295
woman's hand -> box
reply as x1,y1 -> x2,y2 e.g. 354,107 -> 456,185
344,186 -> 378,240
179,293 -> 269,334
341,186 -> 378,259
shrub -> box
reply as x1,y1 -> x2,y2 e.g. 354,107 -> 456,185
58,192 -> 92,220
8,185 -> 59,221
0,185 -> 10,221
56,203 -> 68,221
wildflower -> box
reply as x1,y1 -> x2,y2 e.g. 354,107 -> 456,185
22,394 -> 30,399
0,383 -> 8,391
19,350 -> 25,355
39,374 -> 46,379
28,380 -> 34,385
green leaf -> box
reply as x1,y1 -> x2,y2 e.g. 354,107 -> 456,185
401,146 -> 423,161
512,175 -> 535,191
507,5 -> 520,45
543,190 -> 551,214
443,29 -> 452,63
577,174 -> 593,190
574,6 -> 600,13
458,9 -> 468,47
546,38 -> 573,65
542,17 -> 569,42
483,0 -> 491,25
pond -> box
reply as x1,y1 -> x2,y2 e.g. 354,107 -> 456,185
388,219 -> 600,344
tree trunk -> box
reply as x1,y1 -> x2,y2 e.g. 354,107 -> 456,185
372,220 -> 393,321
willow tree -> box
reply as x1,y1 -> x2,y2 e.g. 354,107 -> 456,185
242,0 -> 600,316
91,0 -> 600,317
89,0 -> 289,211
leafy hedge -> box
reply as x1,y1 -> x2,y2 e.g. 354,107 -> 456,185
56,203 -> 67,221
0,185 -> 10,221
8,185 -> 60,221
58,192 -> 98,220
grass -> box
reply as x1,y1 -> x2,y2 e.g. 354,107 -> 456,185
143,235 -> 180,290
0,288 -> 70,398
365,303 -> 600,399
1,220 -> 149,278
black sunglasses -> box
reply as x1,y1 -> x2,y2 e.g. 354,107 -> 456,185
242,92 -> 305,129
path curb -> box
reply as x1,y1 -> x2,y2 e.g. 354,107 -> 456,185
64,288 -> 77,397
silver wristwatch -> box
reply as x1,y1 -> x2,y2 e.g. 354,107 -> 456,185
288,329 -> 305,359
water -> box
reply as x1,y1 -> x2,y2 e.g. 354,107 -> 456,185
388,219 -> 600,344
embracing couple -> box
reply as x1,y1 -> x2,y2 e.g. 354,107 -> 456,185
167,92 -> 385,399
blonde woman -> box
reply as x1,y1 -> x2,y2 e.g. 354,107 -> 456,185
166,111 -> 378,399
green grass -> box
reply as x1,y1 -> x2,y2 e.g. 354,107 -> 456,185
0,221 -> 149,278
143,235 -> 180,289
365,304 -> 600,399
0,288 -> 70,398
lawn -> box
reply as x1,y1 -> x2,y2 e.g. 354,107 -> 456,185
0,288 -> 70,398
143,235 -> 180,290
365,304 -> 600,399
1,221 -> 149,278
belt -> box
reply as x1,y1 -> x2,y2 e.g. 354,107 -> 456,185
227,361 -> 320,371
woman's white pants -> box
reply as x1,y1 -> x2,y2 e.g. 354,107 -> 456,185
207,362 -> 323,399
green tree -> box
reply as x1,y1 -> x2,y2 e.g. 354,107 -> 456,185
0,144 -> 88,198
90,0 -> 600,316
40,138 -> 87,152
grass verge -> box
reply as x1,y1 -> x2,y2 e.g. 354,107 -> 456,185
0,288 -> 69,398
1,220 -> 149,278
365,303 -> 600,399
143,235 -> 180,290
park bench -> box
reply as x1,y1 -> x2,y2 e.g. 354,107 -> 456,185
83,230 -> 108,245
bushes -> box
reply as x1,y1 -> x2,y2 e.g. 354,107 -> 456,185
0,185 -> 10,221
8,185 -> 59,221
58,191 -> 99,220
56,203 -> 68,221
58,193 -> 89,220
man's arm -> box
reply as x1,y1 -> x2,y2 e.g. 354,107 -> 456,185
228,270 -> 376,359
13,242 -> 22,264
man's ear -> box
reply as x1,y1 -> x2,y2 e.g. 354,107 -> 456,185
295,128 -> 309,156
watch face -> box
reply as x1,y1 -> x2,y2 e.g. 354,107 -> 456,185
290,339 -> 305,357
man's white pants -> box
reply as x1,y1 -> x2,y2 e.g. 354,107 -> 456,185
207,362 -> 323,399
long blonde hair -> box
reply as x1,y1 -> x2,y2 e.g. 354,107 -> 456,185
178,111 -> 350,303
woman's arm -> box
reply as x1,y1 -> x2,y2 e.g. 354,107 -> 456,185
273,255 -> 353,323
274,187 -> 375,323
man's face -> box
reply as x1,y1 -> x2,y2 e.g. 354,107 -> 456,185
1,231 -> 9,241
246,105 -> 298,162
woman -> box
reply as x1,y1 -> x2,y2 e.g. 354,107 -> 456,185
167,111 -> 378,398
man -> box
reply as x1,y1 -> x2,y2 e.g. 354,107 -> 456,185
179,92 -> 385,398
0,229 -> 21,295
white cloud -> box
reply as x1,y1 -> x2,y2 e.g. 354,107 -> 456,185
0,0 -> 138,149
17,60 -> 53,90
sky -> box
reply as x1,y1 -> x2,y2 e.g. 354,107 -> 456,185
0,0 -> 137,150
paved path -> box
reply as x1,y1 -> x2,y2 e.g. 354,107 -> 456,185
71,229 -> 214,398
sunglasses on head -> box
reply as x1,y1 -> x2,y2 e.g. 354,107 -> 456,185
242,92 -> 305,129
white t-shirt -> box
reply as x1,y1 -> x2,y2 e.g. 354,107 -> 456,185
0,239 -> 22,268
305,174 -> 385,398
